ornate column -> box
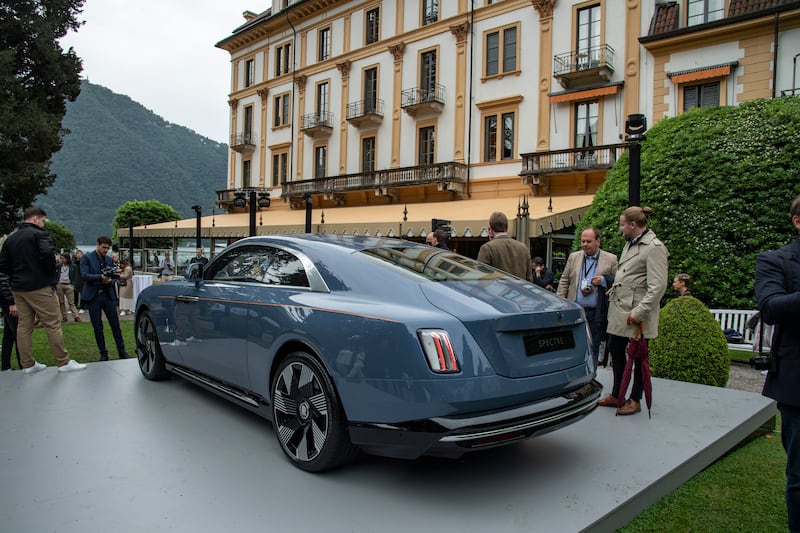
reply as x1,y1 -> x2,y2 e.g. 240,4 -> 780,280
388,43 -> 405,168
450,23 -> 469,164
532,0 -> 555,152
257,88 -> 269,187
336,61 -> 352,174
624,0 -> 642,121
295,75 -> 307,181
228,98 -> 239,188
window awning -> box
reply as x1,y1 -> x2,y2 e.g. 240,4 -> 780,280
124,195 -> 595,240
549,83 -> 623,103
667,62 -> 738,84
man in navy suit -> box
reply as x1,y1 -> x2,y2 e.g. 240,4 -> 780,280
756,194 -> 800,532
81,236 -> 130,361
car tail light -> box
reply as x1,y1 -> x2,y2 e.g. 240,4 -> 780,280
418,329 -> 460,373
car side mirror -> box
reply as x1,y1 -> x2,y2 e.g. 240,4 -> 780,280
185,263 -> 204,288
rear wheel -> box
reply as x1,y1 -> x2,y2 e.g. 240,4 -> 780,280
271,352 -> 357,472
136,311 -> 169,380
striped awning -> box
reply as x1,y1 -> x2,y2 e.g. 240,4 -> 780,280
549,83 -> 623,103
667,62 -> 738,84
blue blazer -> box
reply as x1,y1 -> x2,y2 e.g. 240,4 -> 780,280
756,237 -> 800,407
80,250 -> 118,302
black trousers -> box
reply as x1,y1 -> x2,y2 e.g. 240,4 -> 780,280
607,333 -> 644,402
1,307 -> 21,370
87,291 -> 126,358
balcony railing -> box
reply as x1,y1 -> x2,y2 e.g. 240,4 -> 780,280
520,143 -> 628,178
282,161 -> 467,200
401,85 -> 445,115
230,132 -> 255,154
346,99 -> 384,126
301,111 -> 334,138
553,44 -> 615,89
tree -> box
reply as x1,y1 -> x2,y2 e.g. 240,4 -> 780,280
44,219 -> 76,252
0,0 -> 84,234
112,200 -> 182,250
576,97 -> 800,308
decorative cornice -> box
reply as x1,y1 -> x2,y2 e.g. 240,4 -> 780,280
294,75 -> 307,92
257,88 -> 269,104
336,60 -> 352,78
531,0 -> 555,18
228,98 -> 239,108
449,22 -> 470,43
388,42 -> 405,61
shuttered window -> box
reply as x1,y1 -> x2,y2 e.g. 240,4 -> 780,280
683,82 -> 720,112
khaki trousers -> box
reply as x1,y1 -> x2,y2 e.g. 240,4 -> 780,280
13,286 -> 71,368
55,283 -> 80,320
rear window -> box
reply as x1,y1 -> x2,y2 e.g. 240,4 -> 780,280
361,247 -> 509,281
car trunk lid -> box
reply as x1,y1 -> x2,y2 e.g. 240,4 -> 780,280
420,280 -> 589,378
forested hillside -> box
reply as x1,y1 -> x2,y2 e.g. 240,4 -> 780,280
38,81 -> 228,244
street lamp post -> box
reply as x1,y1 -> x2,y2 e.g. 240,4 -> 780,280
128,215 -> 134,268
304,194 -> 312,233
249,191 -> 257,236
191,205 -> 202,250
625,114 -> 648,207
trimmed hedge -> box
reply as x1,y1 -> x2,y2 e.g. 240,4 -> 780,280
649,296 -> 729,387
575,96 -> 800,308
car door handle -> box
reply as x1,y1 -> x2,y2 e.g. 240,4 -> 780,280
176,295 -> 200,303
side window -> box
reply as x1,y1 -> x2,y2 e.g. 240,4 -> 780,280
206,245 -> 309,288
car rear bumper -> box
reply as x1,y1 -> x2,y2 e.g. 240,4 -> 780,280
348,379 -> 602,460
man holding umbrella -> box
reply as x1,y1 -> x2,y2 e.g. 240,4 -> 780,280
599,206 -> 668,416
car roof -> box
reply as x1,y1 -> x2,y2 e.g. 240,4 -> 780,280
231,234 -> 425,253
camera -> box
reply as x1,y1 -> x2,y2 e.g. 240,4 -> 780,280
581,279 -> 593,295
750,353 -> 778,373
101,265 -> 120,279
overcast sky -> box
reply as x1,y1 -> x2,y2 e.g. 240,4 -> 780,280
61,0 -> 261,144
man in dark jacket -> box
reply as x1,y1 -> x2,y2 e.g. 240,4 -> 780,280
756,194 -> 800,532
0,207 -> 85,373
81,235 -> 130,361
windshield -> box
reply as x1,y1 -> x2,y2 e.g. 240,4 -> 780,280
361,247 -> 510,282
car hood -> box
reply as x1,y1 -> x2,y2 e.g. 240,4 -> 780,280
420,280 -> 589,378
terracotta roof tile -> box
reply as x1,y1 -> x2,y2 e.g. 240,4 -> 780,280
729,0 -> 792,17
648,2 -> 679,36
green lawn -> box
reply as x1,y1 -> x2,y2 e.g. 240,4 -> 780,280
5,318 -> 136,367
5,321 -> 788,530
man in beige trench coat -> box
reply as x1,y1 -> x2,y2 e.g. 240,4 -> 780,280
597,206 -> 669,415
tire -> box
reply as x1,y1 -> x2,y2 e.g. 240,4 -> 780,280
136,311 -> 169,380
271,352 -> 358,472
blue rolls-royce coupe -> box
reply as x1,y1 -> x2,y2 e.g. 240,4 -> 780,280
134,235 -> 601,471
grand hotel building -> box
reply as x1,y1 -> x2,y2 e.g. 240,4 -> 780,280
133,0 -> 800,267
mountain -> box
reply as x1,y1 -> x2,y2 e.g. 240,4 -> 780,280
38,81 -> 229,244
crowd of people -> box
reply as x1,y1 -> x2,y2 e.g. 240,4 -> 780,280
0,208 -> 141,372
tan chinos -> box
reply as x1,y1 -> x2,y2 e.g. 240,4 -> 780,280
14,286 -> 71,368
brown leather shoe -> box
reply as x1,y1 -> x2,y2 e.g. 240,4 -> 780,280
616,399 -> 641,416
597,394 -> 618,407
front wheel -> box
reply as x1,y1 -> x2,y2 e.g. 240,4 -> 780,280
136,311 -> 169,380
271,352 -> 357,472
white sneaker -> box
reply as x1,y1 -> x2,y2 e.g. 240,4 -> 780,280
78,309 -> 85,314
23,362 -> 47,374
58,360 -> 87,373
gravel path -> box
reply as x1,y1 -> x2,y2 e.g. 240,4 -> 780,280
727,363 -> 766,394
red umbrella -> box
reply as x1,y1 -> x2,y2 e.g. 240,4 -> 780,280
616,323 -> 653,418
